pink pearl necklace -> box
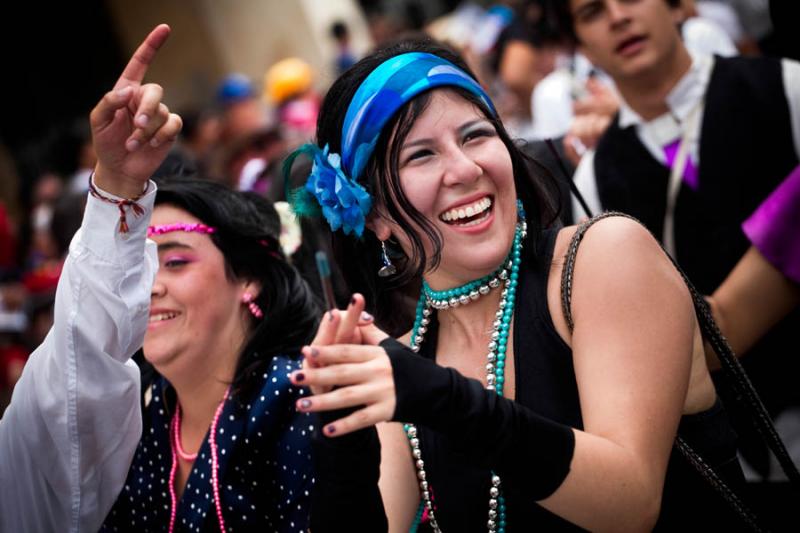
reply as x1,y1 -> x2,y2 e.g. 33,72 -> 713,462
172,403 -> 199,461
168,388 -> 230,533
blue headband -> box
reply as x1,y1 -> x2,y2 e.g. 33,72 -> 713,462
284,52 -> 496,236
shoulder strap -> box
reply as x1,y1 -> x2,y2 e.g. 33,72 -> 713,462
560,211 -> 799,530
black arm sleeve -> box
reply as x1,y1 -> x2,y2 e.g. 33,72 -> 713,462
310,409 -> 388,532
382,338 -> 576,501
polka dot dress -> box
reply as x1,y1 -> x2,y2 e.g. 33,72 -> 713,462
101,354 -> 313,532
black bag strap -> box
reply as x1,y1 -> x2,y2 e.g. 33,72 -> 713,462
560,211 -> 800,531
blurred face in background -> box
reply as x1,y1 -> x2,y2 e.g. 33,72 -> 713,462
570,0 -> 685,83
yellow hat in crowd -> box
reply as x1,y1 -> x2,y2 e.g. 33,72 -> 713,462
264,58 -> 313,104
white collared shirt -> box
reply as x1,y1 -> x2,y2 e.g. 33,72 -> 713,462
0,181 -> 157,532
572,54 -> 800,219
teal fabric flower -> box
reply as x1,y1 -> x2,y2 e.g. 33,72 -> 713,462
284,143 -> 372,236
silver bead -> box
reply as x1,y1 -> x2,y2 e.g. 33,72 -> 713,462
487,352 -> 496,363
418,326 -> 427,335
469,290 -> 479,300
493,319 -> 501,329
459,294 -> 470,305
449,297 -> 459,308
490,487 -> 499,498
489,499 -> 498,509
487,374 -> 496,385
492,475 -> 501,486
420,317 -> 429,326
498,299 -> 507,309
415,459 -> 424,469
410,438 -> 419,448
407,426 -> 417,438
485,363 -> 495,373
415,335 -> 424,345
423,308 -> 431,317
420,480 -> 428,491
489,278 -> 500,288
479,285 -> 490,295
491,331 -> 499,341
417,470 -> 426,480
488,519 -> 496,530
495,310 -> 503,319
488,340 -> 497,351
499,269 -> 508,280
413,449 -> 422,459
489,510 -> 497,520
423,490 -> 430,501
412,345 -> 420,353
501,289 -> 508,298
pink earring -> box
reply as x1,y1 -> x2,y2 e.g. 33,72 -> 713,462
242,292 -> 264,319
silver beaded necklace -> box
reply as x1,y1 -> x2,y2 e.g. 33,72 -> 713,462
405,219 -> 527,533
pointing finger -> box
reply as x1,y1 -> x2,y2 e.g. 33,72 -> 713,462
114,24 -> 171,90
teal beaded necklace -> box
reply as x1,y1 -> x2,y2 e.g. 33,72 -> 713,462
405,202 -> 527,533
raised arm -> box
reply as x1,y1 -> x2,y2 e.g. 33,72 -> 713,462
0,24 -> 180,532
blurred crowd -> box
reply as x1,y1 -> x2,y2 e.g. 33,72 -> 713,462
0,0 -> 794,415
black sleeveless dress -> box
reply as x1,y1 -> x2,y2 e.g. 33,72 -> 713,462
414,228 -> 746,531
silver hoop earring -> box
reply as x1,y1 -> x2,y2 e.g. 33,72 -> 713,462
377,240 -> 397,277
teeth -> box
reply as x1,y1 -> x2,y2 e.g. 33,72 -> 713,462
149,312 -> 178,323
441,197 -> 491,223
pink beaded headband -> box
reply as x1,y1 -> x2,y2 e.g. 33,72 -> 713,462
147,222 -> 281,258
147,222 -> 217,237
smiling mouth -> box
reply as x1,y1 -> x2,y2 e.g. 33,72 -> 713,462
149,312 -> 180,323
439,196 -> 493,227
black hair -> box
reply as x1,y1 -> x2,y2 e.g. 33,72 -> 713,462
315,37 -> 561,335
151,177 -> 319,401
548,0 -> 682,45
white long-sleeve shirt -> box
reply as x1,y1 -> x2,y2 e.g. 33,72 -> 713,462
0,181 -> 157,532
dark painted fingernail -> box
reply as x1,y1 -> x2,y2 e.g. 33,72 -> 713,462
325,424 -> 336,435
360,311 -> 373,322
299,399 -> 311,409
295,372 -> 305,382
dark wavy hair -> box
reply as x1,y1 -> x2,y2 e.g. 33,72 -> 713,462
148,177 -> 319,401
315,37 -> 561,334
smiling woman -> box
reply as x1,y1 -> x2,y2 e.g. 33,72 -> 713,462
100,178 -> 320,533
282,37 -> 747,532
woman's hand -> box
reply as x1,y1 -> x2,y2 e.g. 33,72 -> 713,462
90,24 -> 182,198
290,293 -> 393,436
296,294 -> 378,395
294,333 -> 395,437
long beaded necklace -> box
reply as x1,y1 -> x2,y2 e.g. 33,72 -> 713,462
405,205 -> 527,533
168,387 -> 230,533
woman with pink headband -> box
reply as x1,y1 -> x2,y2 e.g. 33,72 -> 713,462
0,23 -> 318,532
90,31 -> 319,533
